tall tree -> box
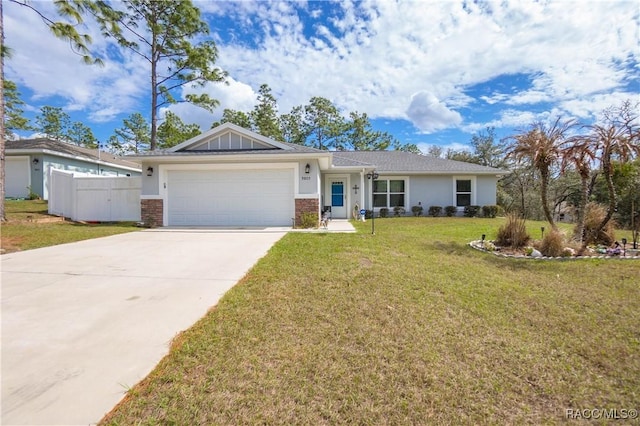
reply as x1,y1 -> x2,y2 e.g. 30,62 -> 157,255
426,145 -> 443,158
506,118 -> 576,230
67,121 -> 98,148
251,84 -> 282,140
303,97 -> 344,150
446,148 -> 476,163
1,0 -> 115,221
157,111 -> 200,149
338,111 -> 395,151
34,106 -> 71,141
393,141 -> 421,154
98,0 -> 227,150
1,0 -> 6,221
562,135 -> 596,244
471,126 -> 507,168
4,80 -> 30,138
211,109 -> 252,130
112,112 -> 151,153
279,105 -> 307,145
586,101 -> 640,239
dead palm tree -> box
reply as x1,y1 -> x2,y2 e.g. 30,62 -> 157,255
562,136 -> 596,244
507,118 -> 577,230
587,101 -> 640,240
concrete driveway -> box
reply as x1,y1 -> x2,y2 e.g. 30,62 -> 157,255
1,228 -> 286,425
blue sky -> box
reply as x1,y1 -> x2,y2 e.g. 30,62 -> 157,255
5,0 -> 639,153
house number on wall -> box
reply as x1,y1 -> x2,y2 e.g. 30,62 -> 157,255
301,176 -> 311,181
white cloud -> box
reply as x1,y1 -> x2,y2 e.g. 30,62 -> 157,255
4,0 -> 638,141
209,0 -> 638,132
406,92 -> 463,133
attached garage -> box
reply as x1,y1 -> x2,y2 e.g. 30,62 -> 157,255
166,168 -> 294,226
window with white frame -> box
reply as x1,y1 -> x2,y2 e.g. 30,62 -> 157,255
455,178 -> 472,207
373,178 -> 406,208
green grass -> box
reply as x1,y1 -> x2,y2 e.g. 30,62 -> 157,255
1,200 -> 139,253
101,217 -> 640,425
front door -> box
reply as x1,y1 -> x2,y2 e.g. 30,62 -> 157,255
330,179 -> 347,218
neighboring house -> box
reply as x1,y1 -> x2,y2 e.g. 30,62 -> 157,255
129,123 -> 509,227
5,138 -> 142,200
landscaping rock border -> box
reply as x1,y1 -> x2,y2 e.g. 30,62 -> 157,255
469,240 -> 640,260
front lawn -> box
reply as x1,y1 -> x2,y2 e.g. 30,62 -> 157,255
101,217 -> 639,425
1,200 -> 139,253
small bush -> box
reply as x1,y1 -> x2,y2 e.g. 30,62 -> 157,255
463,205 -> 481,217
540,229 -> 566,257
482,205 -> 499,218
298,212 -> 318,229
393,206 -> 406,217
364,209 -> 373,219
411,205 -> 423,216
379,208 -> 389,218
444,206 -> 457,217
495,213 -> 530,249
579,202 -> 616,246
27,186 -> 41,200
428,206 -> 442,217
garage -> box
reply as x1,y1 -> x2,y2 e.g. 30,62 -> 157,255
5,156 -> 31,198
167,168 -> 294,226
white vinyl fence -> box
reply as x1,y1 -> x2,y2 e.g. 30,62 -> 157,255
48,169 -> 141,222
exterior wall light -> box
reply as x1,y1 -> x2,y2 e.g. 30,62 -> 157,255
32,158 -> 39,165
146,166 -> 154,176
305,163 -> 311,174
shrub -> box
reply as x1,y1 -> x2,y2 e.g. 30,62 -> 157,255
393,206 -> 406,217
411,205 -> 423,216
379,208 -> 389,218
27,186 -> 40,200
298,212 -> 318,229
540,229 -> 566,257
495,213 -> 530,249
482,205 -> 499,218
463,205 -> 481,217
444,206 -> 457,217
579,202 -> 616,246
364,209 -> 373,219
428,206 -> 442,217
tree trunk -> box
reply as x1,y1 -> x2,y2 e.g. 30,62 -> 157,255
150,60 -> 157,151
1,0 -> 6,222
576,171 -> 590,246
594,158 -> 617,239
149,28 -> 158,151
540,167 -> 557,230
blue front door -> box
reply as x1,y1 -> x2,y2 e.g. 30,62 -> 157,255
330,180 -> 347,218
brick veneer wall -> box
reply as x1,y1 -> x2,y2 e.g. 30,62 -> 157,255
295,198 -> 319,227
141,198 -> 163,228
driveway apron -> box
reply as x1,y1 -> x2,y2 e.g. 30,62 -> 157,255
1,229 -> 286,425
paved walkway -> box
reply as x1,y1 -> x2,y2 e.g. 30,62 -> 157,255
291,219 -> 357,233
1,230 -> 286,425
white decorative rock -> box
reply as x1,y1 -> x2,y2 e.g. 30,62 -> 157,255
530,249 -> 543,258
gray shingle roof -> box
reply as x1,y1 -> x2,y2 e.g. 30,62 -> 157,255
129,140 -> 325,157
332,151 -> 508,174
6,138 -> 141,170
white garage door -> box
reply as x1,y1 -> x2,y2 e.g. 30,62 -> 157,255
167,168 -> 294,226
6,157 -> 31,198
